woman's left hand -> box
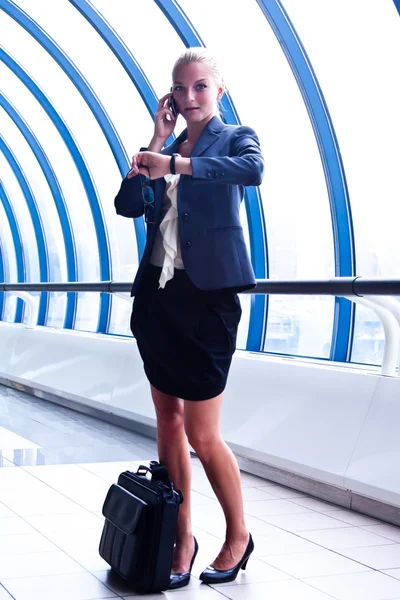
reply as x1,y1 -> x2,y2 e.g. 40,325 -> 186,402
127,151 -> 170,180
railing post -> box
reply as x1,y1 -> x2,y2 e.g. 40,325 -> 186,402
344,296 -> 399,376
7,292 -> 39,329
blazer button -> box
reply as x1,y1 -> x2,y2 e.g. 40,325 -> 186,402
206,171 -> 212,178
184,241 -> 192,249
182,212 -> 189,221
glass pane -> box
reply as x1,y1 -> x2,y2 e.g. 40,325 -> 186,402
3,2 -> 158,333
108,294 -> 133,338
0,129 -> 40,283
265,295 -> 334,358
0,202 -> 18,322
0,21 -> 105,331
178,0 -> 335,356
283,0 -> 400,364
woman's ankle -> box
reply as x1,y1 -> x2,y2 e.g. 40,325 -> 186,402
175,530 -> 194,545
225,527 -> 249,544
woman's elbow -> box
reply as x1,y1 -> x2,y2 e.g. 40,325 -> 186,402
248,158 -> 264,187
115,203 -> 143,219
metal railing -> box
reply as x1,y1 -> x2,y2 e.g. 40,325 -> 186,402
1,277 -> 400,376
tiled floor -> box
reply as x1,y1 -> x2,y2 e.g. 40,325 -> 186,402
1,386 -> 400,599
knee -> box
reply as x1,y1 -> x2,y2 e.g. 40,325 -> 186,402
156,404 -> 185,439
186,428 -> 220,461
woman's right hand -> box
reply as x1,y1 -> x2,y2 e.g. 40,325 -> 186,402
153,93 -> 177,141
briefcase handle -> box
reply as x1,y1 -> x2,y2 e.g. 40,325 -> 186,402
136,461 -> 184,503
136,462 -> 171,486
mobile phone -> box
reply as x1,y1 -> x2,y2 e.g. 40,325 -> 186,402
169,89 -> 179,118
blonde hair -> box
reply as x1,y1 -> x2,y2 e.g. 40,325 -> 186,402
172,47 -> 225,115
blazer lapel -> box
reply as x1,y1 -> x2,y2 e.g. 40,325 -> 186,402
163,116 -> 225,158
162,130 -> 187,156
190,116 -> 224,157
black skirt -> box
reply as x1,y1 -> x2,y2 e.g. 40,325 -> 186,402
130,264 -> 242,401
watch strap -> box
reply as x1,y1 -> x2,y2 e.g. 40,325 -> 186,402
170,153 -> 180,175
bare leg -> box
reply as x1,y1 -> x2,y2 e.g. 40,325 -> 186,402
184,393 -> 249,570
150,385 -> 195,572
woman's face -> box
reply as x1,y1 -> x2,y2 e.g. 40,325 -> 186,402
172,62 -> 223,124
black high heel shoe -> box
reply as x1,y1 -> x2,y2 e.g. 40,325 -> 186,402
168,537 -> 199,590
199,534 -> 254,584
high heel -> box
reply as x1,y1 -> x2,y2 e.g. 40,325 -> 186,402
199,534 -> 254,584
168,537 -> 199,590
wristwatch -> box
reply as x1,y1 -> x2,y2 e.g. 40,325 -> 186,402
170,153 -> 181,175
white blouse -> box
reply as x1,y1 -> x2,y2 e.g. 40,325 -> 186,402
149,173 -> 185,288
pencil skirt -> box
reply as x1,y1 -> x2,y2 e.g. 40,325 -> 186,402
130,264 -> 242,401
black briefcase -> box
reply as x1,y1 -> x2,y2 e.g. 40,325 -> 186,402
99,461 -> 183,594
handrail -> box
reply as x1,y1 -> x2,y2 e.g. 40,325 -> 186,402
1,276 -> 400,295
2,277 -> 400,376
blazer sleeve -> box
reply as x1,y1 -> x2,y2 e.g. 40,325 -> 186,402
114,174 -> 146,218
190,126 -> 264,187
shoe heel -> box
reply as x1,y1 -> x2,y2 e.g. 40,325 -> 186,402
241,557 -> 249,571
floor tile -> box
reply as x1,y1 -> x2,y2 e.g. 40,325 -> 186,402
0,489 -> 89,517
192,504 -> 226,537
244,499 -> 313,517
262,549 -> 370,578
0,467 -> 41,491
217,579 -> 338,599
2,572 -> 118,600
24,511 -> 103,534
0,516 -> 36,535
11,445 -> 151,466
240,472 -> 268,488
254,531 -> 322,557
242,486 -> 280,501
255,484 -> 307,499
192,526 -> 220,542
0,456 -> 16,468
94,569 -> 201,596
0,502 -> 15,518
288,496 -> 344,512
0,532 -> 58,555
39,529 -> 108,571
0,586 -> 13,600
298,526 -> 397,550
201,555 -> 292,586
383,568 -> 400,580
94,569 -> 156,596
338,544 -> 400,570
191,490 -> 218,506
0,425 -> 40,449
2,384 -> 400,600
243,515 -> 285,536
123,587 -> 235,599
363,524 -> 400,543
328,510 -> 380,527
259,511 -> 352,532
77,461 -> 137,482
305,570 -> 400,600
0,550 -> 84,579
20,465 -> 110,511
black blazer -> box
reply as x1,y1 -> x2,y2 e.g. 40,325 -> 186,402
114,116 -> 264,295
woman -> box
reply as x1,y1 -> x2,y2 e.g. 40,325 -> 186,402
114,48 -> 264,589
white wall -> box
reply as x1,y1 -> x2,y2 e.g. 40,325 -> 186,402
1,321 -> 399,513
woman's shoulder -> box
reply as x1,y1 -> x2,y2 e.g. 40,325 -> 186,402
219,121 -> 259,142
227,123 -> 258,136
